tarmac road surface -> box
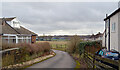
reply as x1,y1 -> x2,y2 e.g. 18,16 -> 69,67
26,50 -> 76,68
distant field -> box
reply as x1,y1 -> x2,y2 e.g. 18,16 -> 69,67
37,41 -> 67,43
37,41 -> 68,45
37,41 -> 69,51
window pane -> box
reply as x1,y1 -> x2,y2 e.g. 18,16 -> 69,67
112,23 -> 116,32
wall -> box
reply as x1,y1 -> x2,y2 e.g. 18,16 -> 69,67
118,12 -> 120,52
0,35 -> 2,50
31,35 -> 36,43
110,13 -> 118,51
102,33 -> 105,47
105,19 -> 109,50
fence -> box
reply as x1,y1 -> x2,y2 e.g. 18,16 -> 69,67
84,50 -> 120,70
2,48 -> 22,66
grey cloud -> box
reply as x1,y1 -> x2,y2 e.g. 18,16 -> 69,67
2,2 -> 118,35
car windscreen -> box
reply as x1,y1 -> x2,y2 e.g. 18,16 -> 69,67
106,52 -> 119,57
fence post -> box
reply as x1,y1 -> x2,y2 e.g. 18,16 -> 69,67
93,55 -> 95,70
65,44 -> 66,52
14,50 -> 16,64
119,59 -> 120,70
86,48 -> 88,66
84,46 -> 85,58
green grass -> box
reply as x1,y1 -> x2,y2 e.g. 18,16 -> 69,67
37,41 -> 69,52
23,52 -> 56,70
75,60 -> 81,68
2,54 -> 14,66
53,48 -> 67,52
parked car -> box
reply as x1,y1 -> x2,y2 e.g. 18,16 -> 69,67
96,49 -> 119,60
110,49 -> 119,53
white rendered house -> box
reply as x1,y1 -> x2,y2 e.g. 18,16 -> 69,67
104,7 -> 120,52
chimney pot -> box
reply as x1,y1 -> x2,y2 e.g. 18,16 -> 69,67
118,1 -> 120,8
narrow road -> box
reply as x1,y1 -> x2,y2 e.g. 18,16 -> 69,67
26,50 -> 76,68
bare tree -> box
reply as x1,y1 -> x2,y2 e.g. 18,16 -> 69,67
68,35 -> 82,53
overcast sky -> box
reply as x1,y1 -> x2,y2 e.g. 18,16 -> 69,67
2,2 -> 118,35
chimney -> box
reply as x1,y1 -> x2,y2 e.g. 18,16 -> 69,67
106,14 -> 108,18
118,1 -> 120,8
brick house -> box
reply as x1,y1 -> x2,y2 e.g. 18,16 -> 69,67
0,17 -> 37,44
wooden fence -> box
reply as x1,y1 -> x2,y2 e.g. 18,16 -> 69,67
2,48 -> 21,66
84,51 -> 120,70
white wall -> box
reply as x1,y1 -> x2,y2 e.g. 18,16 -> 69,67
11,18 -> 20,28
102,32 -> 105,47
105,19 -> 109,50
110,13 -> 119,51
118,12 -> 120,52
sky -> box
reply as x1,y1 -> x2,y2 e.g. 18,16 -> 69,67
1,2 -> 119,35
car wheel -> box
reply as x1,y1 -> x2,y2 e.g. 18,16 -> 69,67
99,61 -> 101,63
112,58 -> 114,60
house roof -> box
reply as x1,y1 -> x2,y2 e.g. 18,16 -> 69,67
0,17 -> 37,35
14,26 -> 37,35
104,8 -> 120,21
90,32 -> 103,38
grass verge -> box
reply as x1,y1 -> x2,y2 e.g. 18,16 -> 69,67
23,51 -> 56,70
75,60 -> 81,68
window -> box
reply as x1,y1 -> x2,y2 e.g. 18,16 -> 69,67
13,21 -> 20,28
112,23 -> 116,32
106,20 -> 109,28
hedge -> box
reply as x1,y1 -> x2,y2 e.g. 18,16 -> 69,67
77,41 -> 101,55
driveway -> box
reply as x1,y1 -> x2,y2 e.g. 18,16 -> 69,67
26,50 -> 76,68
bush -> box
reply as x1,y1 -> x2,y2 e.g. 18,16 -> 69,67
2,43 -> 16,50
68,35 -> 83,53
2,42 -> 51,67
77,41 -> 102,55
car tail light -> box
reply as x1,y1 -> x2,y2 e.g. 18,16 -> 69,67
106,52 -> 111,56
106,53 -> 107,56
108,52 -> 110,54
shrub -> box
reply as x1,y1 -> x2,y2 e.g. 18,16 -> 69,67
68,35 -> 83,53
2,43 -> 16,50
77,41 -> 102,55
2,42 -> 51,67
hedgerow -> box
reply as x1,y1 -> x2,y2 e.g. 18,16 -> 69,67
2,42 -> 51,67
77,41 -> 102,55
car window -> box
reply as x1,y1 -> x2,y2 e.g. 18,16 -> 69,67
110,53 -> 118,57
101,51 -> 103,55
105,52 -> 119,57
99,51 -> 103,55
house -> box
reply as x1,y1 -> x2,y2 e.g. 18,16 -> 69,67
0,17 -> 37,44
90,32 -> 103,41
102,30 -> 105,47
103,3 -> 120,52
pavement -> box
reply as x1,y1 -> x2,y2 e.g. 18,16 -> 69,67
26,50 -> 76,68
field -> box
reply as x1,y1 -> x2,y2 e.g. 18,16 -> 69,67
37,41 -> 69,51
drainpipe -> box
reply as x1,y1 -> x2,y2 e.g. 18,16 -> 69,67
108,18 -> 110,51
16,35 -> 18,43
105,14 -> 107,48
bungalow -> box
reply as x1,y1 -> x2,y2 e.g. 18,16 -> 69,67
90,32 -> 103,41
103,3 -> 120,52
0,17 -> 37,44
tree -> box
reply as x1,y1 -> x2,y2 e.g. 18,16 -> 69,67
68,35 -> 82,53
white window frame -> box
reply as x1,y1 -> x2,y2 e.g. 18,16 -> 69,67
111,23 -> 116,32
